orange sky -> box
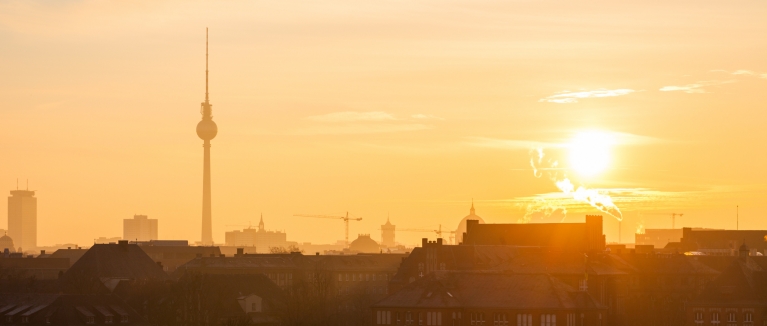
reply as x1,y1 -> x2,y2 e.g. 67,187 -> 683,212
1,0 -> 766,247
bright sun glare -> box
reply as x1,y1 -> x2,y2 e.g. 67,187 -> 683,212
568,131 -> 613,177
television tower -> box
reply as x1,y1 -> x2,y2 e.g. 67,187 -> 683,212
196,28 -> 218,245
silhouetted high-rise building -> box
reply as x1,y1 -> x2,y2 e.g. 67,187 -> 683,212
196,29 -> 218,246
381,217 -> 395,247
123,215 -> 158,241
8,189 -> 37,251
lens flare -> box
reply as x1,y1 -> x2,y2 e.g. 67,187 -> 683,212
568,131 -> 613,177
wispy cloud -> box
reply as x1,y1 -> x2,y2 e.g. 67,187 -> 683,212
467,131 -> 661,150
467,137 -> 558,150
307,111 -> 396,122
711,69 -> 767,79
411,114 -> 444,120
539,89 -> 636,103
659,80 -> 735,94
288,123 -> 431,135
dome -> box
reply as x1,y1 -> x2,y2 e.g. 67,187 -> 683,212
197,119 -> 218,140
349,234 -> 380,253
0,234 -> 15,253
455,202 -> 485,244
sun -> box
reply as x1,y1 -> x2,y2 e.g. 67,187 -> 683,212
568,131 -> 613,177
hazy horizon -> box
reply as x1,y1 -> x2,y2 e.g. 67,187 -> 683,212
1,0 -> 765,247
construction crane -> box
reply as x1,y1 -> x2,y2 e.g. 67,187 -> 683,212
294,212 -> 362,246
670,213 -> 684,229
641,212 -> 684,229
390,224 -> 457,244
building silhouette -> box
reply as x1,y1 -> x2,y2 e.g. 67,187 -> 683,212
455,201 -> 484,244
349,234 -> 380,253
197,29 -> 218,246
224,215 -> 294,252
123,214 -> 158,241
460,215 -> 605,252
8,188 -> 37,251
381,217 -> 395,247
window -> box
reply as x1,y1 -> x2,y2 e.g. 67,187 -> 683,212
566,314 -> 575,326
105,316 -> 113,324
21,317 -> 29,324
471,313 -> 486,326
366,274 -> 370,281
745,312 -> 753,322
407,312 -> 413,325
427,312 -> 442,325
338,274 -> 343,281
493,313 -> 508,326
379,311 -> 391,325
419,312 -> 423,325
517,314 -> 532,326
360,273 -> 363,281
345,273 -> 349,281
712,312 -> 720,324
86,316 -> 95,324
728,312 -> 736,322
578,279 -> 588,291
540,314 -> 556,326
121,315 -> 129,323
695,312 -> 703,321
373,274 -> 377,281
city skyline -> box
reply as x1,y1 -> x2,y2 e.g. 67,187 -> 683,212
1,1 -> 766,247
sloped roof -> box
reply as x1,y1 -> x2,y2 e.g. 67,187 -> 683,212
0,293 -> 146,325
694,257 -> 767,304
49,248 -> 88,265
375,271 -> 606,310
619,254 -> 719,275
60,244 -> 169,284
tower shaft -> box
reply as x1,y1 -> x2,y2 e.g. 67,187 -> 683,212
201,140 -> 212,245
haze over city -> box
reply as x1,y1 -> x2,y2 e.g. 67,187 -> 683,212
1,0 -> 766,248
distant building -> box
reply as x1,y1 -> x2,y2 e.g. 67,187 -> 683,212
686,243 -> 767,326
455,201 -> 485,244
59,241 -> 170,293
94,236 -> 122,244
0,256 -> 69,279
123,214 -> 158,241
8,189 -> 37,251
461,215 -> 605,252
635,228 -> 684,248
680,227 -> 767,255
350,234 -> 380,253
373,271 -> 608,326
381,218 -> 395,247
224,215 -> 292,252
0,234 -> 15,253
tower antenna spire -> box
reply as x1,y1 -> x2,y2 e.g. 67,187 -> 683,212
205,27 -> 209,103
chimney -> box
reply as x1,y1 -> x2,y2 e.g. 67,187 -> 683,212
237,248 -> 244,256
437,238 -> 443,245
316,252 -> 320,256
40,250 -> 45,255
118,240 -> 128,246
422,238 -> 428,247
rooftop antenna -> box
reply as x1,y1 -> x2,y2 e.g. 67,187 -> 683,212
205,27 -> 209,103
737,205 -> 739,230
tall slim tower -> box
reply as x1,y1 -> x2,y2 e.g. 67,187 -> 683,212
8,187 -> 37,251
196,28 -> 218,245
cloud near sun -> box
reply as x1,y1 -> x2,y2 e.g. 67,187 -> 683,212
538,89 -> 636,103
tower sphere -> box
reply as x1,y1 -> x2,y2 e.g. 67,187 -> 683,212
197,119 -> 218,140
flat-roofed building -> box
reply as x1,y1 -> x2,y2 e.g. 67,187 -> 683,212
8,189 -> 37,251
123,215 -> 157,241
